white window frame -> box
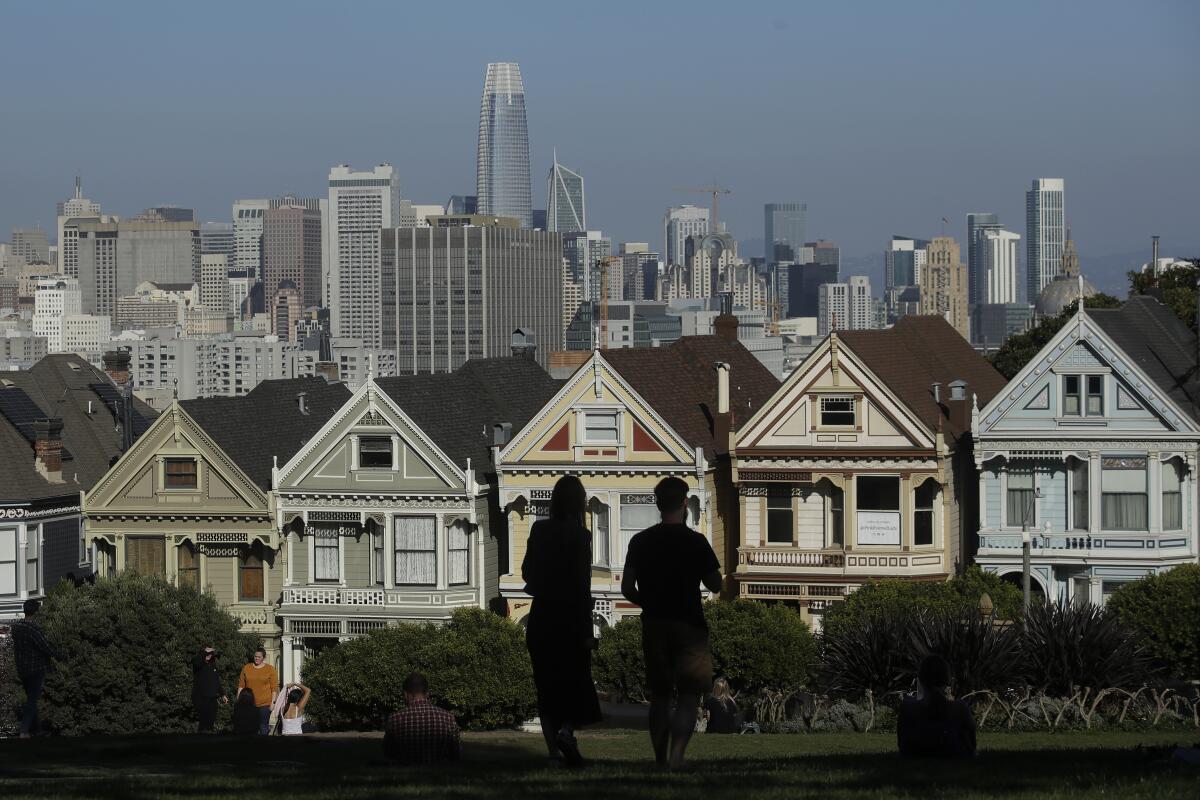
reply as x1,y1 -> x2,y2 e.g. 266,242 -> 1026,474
581,410 -> 620,445
0,527 -> 17,596
395,515 -> 437,587
819,395 -> 856,428
590,498 -> 610,568
448,521 -> 471,586
313,526 -> 341,582
358,435 -> 395,470
617,495 -> 658,567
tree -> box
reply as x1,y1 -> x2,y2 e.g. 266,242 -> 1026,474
1107,564 -> 1200,680
1128,259 -> 1200,333
990,294 -> 1122,379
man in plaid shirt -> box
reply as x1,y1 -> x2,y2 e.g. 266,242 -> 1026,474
383,672 -> 461,765
12,599 -> 57,737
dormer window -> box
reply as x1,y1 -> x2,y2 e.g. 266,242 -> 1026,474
359,436 -> 394,469
820,396 -> 855,427
164,458 -> 197,489
582,411 -> 619,444
1063,375 -> 1103,417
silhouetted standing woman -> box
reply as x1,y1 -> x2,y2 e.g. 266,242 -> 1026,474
522,475 -> 602,766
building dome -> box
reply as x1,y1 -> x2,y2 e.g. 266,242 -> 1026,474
1036,274 -> 1098,316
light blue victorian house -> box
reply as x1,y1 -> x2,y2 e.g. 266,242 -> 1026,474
973,295 -> 1200,604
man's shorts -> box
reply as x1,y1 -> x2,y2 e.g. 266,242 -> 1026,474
641,617 -> 713,698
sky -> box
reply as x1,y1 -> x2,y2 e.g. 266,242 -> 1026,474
1,0 -> 1197,287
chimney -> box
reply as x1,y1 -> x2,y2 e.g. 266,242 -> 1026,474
102,350 -> 131,387
493,422 -> 513,447
33,418 -> 64,483
714,294 -> 738,343
713,362 -> 732,452
296,392 -> 308,415
947,379 -> 970,433
511,328 -> 536,360
1152,235 -> 1160,275
931,382 -> 942,405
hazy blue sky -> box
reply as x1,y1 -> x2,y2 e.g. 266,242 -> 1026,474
1,0 -> 1196,272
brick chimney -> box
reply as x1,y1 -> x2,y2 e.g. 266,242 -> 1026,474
33,417 -> 64,483
713,362 -> 732,452
102,350 -> 131,388
714,292 -> 738,343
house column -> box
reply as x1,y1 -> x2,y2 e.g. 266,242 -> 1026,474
844,473 -> 856,549
1148,451 -> 1161,533
978,466 -> 988,531
900,474 -> 912,551
284,529 -> 294,587
16,525 -> 28,601
281,635 -> 294,683
383,514 -> 394,589
1089,451 -> 1102,533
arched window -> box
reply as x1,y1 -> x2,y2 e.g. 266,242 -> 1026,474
239,545 -> 264,601
914,480 -> 939,547
448,521 -> 471,586
178,541 -> 199,591
589,498 -> 610,567
827,484 -> 845,548
1163,458 -> 1184,531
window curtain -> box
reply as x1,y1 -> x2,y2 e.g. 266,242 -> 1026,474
591,502 -> 610,567
1007,469 -> 1035,527
373,533 -> 384,586
314,527 -> 340,581
1071,460 -> 1089,531
1162,460 -> 1183,531
828,489 -> 844,547
25,527 -> 38,593
0,529 -> 16,595
395,516 -> 436,585
1101,461 -> 1147,531
619,502 -> 658,565
448,522 -> 470,585
913,482 -> 938,546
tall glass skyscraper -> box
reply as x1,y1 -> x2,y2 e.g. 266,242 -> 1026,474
1026,178 -> 1065,303
547,151 -> 585,233
476,62 -> 533,227
764,203 -> 806,263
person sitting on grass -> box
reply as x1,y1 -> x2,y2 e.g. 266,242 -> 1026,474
232,688 -> 260,736
897,655 -> 977,758
703,677 -> 742,734
383,672 -> 461,765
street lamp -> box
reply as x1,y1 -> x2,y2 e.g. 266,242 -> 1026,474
1022,487 -> 1043,614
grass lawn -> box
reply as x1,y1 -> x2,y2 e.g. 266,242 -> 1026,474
0,728 -> 1196,799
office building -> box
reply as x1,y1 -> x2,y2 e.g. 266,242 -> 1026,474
971,303 -> 1034,347
1026,178 -> 1066,302
137,207 -> 194,223
663,205 -> 709,267
684,232 -> 737,302
818,275 -> 873,336
199,222 -> 235,260
233,199 -> 270,278
764,203 -> 807,263
563,231 -> 611,300
885,235 -> 928,292
75,219 -> 200,317
445,195 -> 477,215
919,237 -> 969,340
32,277 -> 81,352
547,152 -> 586,233
397,201 -> 446,228
382,220 -> 562,373
966,213 -> 1001,305
979,228 -> 1021,305
619,243 -> 659,302
0,330 -> 47,370
11,228 -> 49,265
56,177 -> 102,273
200,254 -> 229,314
262,204 -> 322,306
476,62 -> 533,227
272,282 -> 302,340
114,281 -> 195,330
784,240 -> 841,318
327,164 -> 399,351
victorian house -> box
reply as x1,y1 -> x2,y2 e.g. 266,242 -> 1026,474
496,326 -> 779,629
973,296 -> 1200,604
273,356 -> 561,682
82,377 -> 350,666
731,316 -> 1006,628
1,352 -> 155,618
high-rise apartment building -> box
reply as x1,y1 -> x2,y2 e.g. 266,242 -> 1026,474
685,232 -> 737,301
818,276 -> 873,337
11,228 -> 50,265
919,237 -> 969,340
619,243 -> 659,302
56,177 -> 102,272
885,235 -> 929,291
199,254 -> 230,315
476,63 -> 533,227
966,213 -> 1001,305
75,220 -> 200,316
784,240 -> 840,318
327,164 -> 399,351
764,203 -> 807,263
233,199 -> 270,279
547,153 -> 585,233
32,277 -> 82,353
663,206 -> 709,267
262,204 -> 322,307
382,218 -> 562,373
200,222 -> 235,260
273,282 -> 303,341
563,231 -> 611,301
1026,178 -> 1066,302
979,229 -> 1021,305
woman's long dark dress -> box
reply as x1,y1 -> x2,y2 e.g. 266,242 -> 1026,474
522,518 -> 602,727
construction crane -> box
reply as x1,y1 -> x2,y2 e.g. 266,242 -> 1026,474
596,256 -> 622,350
677,184 -> 732,230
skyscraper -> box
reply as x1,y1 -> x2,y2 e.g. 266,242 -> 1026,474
563,231 -> 611,301
818,276 -> 873,336
476,62 -> 532,227
263,204 -> 322,307
979,228 -> 1021,305
75,219 -> 200,316
327,164 -> 399,351
1026,178 -> 1066,302
11,228 -> 49,265
764,203 -> 806,263
663,206 -> 709,267
966,213 -> 1000,305
56,177 -> 101,272
919,237 -> 970,340
232,199 -> 270,279
547,151 -> 585,233
200,222 -> 235,260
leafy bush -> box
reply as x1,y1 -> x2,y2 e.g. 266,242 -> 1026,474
35,573 -> 249,735
821,566 -> 1022,639
592,616 -> 645,702
819,606 -> 917,699
0,634 -> 18,736
1020,602 -> 1154,694
908,610 -> 1024,695
302,607 -> 535,731
1108,564 -> 1200,680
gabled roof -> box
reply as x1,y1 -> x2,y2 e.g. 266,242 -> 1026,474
375,357 -> 564,472
1087,296 -> 1200,424
601,335 -> 781,459
180,377 -> 351,491
0,355 -> 158,502
838,316 -> 1007,441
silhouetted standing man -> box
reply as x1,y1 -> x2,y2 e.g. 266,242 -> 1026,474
12,599 -> 57,737
621,477 -> 721,770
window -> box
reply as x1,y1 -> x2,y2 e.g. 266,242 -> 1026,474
359,437 -> 394,469
1101,457 -> 1148,531
583,411 -> 619,444
619,496 -> 658,566
373,529 -> 384,586
828,488 -> 844,547
178,542 -> 199,591
25,526 -> 39,593
395,516 -> 436,585
857,476 -> 900,511
820,396 -> 855,427
1063,376 -> 1081,416
590,500 -> 610,567
766,492 -> 793,544
1162,459 -> 1184,531
313,526 -> 340,581
239,547 -> 263,601
0,528 -> 16,595
856,475 -> 901,546
1071,460 -> 1089,531
1007,468 -> 1035,527
1086,376 -> 1104,416
448,522 -> 470,585
164,458 -> 197,489
126,536 -> 166,576
914,482 -> 937,546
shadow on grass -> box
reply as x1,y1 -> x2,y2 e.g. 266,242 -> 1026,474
0,733 -> 1195,800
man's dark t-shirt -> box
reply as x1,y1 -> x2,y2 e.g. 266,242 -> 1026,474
625,523 -> 720,630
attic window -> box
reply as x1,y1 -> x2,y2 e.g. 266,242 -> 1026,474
820,396 -> 856,427
164,458 -> 197,489
359,436 -> 394,469
582,411 -> 620,444
68,363 -> 80,371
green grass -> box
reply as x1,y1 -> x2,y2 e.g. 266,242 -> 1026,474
0,729 -> 1196,799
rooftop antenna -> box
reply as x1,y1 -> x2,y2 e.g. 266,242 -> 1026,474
75,174 -> 82,199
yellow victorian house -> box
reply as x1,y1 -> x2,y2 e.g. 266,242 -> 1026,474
82,377 -> 350,666
497,325 -> 779,629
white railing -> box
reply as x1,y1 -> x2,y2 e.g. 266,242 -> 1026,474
739,548 -> 845,568
979,532 -> 1194,554
281,587 -> 341,605
342,588 -> 386,606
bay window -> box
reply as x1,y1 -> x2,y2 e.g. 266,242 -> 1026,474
1007,468 -> 1035,527
178,542 -> 199,591
619,496 -> 658,565
1071,460 -> 1089,531
395,516 -> 436,585
448,522 -> 470,586
914,481 -> 937,546
0,528 -> 16,595
313,526 -> 340,582
856,475 -> 900,546
239,546 -> 264,601
828,488 -> 845,547
1162,459 -> 1184,531
1101,457 -> 1147,531
25,527 -> 39,594
590,500 -> 610,567
766,492 -> 793,544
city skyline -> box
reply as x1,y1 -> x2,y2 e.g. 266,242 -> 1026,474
0,1 -> 1194,275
